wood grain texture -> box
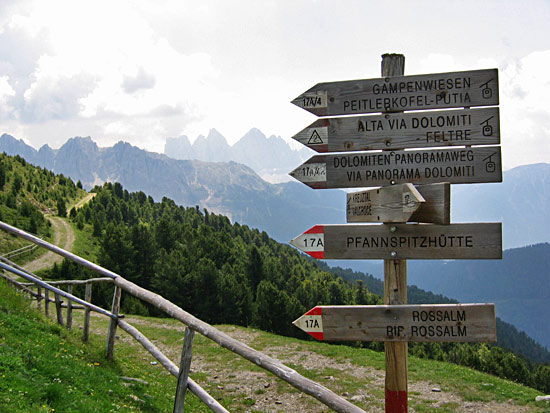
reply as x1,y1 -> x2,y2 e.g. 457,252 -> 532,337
292,108 -> 500,152
382,53 -> 408,413
83,283 -> 92,343
292,68 -> 499,116
347,183 -> 425,223
174,328 -> 195,413
105,285 -> 122,361
291,146 -> 502,189
409,183 -> 450,225
318,304 -> 496,342
324,223 -> 502,259
66,285 -> 73,331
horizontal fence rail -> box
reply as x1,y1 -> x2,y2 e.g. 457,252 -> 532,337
2,243 -> 38,259
117,320 -> 228,413
0,261 -> 117,319
0,220 -> 365,413
20,277 -> 114,286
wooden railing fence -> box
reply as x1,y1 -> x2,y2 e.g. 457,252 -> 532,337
0,220 -> 365,413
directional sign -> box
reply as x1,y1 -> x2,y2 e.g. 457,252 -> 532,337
289,146 -> 502,189
292,107 -> 500,153
293,304 -> 497,342
289,223 -> 502,260
291,69 -> 499,116
347,183 -> 450,224
347,183 -> 424,223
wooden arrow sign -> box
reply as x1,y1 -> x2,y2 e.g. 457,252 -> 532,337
292,107 -> 500,153
289,223 -> 502,260
293,304 -> 497,343
289,146 -> 502,189
291,68 -> 499,117
347,183 -> 450,224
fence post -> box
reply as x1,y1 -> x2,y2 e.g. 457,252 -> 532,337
66,284 -> 73,330
83,283 -> 92,342
45,289 -> 50,316
37,286 -> 42,310
54,293 -> 64,326
174,328 -> 195,413
106,285 -> 122,360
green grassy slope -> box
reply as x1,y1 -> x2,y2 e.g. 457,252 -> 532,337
1,279 -> 549,412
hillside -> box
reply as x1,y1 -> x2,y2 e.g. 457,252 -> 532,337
1,279 -> 548,412
0,152 -> 87,262
322,261 -> 550,365
406,244 -> 550,350
0,133 -> 344,242
452,163 -> 550,248
342,244 -> 550,351
1,133 -> 549,250
1,153 -> 549,395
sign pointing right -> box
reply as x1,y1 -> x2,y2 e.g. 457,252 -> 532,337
347,183 -> 450,224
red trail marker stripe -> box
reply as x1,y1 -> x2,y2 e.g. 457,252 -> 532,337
304,225 -> 324,234
305,306 -> 322,316
385,389 -> 407,412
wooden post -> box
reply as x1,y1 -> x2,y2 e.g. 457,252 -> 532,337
45,289 -> 49,316
66,284 -> 73,330
382,53 -> 408,413
54,293 -> 64,326
37,286 -> 42,310
83,283 -> 92,342
106,285 -> 122,360
174,328 -> 195,412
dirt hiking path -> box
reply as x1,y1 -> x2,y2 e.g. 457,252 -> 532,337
23,216 -> 74,273
83,313 -> 539,413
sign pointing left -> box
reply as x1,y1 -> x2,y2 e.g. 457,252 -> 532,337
293,304 -> 497,343
290,223 -> 502,260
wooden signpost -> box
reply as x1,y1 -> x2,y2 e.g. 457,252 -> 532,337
290,145 -> 502,189
291,68 -> 499,116
347,183 -> 450,224
293,304 -> 497,342
292,107 -> 500,152
290,223 -> 502,260
288,54 -> 502,412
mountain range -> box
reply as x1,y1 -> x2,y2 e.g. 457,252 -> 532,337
1,131 -> 549,350
2,132 -> 547,249
164,128 -> 312,183
344,243 -> 550,350
0,133 -> 344,242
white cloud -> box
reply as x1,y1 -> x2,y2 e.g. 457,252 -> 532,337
0,0 -> 548,168
0,75 -> 15,119
500,51 -> 550,169
0,0 -> 218,150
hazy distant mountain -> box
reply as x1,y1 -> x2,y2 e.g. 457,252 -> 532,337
406,243 -> 550,349
164,128 -> 312,183
452,163 -> 550,248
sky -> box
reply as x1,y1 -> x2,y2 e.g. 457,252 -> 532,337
0,0 -> 549,170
